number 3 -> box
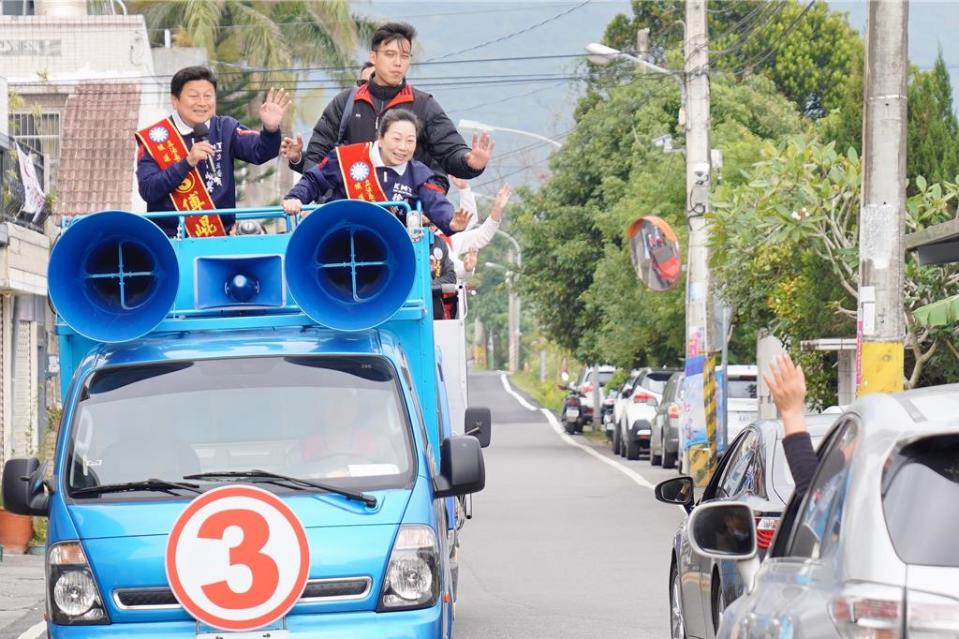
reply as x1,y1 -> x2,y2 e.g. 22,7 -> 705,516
198,509 -> 280,609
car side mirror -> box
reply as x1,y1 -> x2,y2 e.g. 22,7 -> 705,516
655,476 -> 695,512
464,407 -> 492,448
2,457 -> 50,516
434,435 -> 485,498
687,501 -> 757,560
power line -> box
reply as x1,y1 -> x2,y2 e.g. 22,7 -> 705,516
709,2 -> 788,59
136,3 -> 585,32
732,0 -> 816,76
452,82 -> 569,115
425,0 -> 592,62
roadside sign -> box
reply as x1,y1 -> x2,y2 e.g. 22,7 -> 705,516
166,485 -> 310,631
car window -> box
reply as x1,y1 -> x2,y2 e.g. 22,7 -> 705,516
772,435 -> 826,496
598,370 -> 615,386
717,430 -> 760,499
702,433 -> 745,502
639,371 -> 673,394
67,356 -> 416,498
727,376 -> 758,399
785,417 -> 861,559
881,434 -> 959,567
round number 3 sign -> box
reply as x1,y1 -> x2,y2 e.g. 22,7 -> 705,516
166,485 -> 310,631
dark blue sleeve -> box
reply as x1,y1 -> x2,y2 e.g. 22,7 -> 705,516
417,181 -> 456,235
136,142 -> 192,204
285,153 -> 342,203
231,122 -> 281,164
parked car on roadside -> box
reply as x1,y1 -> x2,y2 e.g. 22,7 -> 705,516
655,415 -> 835,639
602,389 -> 619,440
611,369 -> 644,450
687,384 -> 959,639
721,365 -> 759,445
651,372 -> 684,469
618,368 -> 679,460
560,364 -> 616,434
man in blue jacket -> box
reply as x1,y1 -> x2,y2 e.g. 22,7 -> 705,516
136,66 -> 289,237
282,109 -> 469,236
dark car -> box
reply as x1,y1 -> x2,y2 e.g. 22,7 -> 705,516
655,415 -> 834,639
651,371 -> 684,469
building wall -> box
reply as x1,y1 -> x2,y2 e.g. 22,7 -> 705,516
0,222 -> 48,465
0,15 -> 153,81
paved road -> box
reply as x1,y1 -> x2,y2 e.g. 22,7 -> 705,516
0,552 -> 44,639
455,371 -> 685,638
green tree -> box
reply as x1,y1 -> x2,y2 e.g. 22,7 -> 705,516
908,51 -> 959,194
515,72 -> 803,367
710,135 -> 959,398
134,1 -> 371,124
598,1 -> 863,119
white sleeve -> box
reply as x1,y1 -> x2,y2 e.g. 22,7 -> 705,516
451,215 -> 500,255
458,185 -> 477,217
452,252 -> 473,280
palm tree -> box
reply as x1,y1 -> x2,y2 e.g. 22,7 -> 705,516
134,1 -> 374,123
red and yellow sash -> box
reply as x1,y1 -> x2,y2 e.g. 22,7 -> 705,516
335,143 -> 388,202
135,118 -> 226,237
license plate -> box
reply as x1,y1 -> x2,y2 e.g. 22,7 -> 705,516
197,632 -> 288,639
566,408 -> 579,419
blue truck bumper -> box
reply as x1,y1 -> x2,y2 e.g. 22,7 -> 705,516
51,603 -> 445,638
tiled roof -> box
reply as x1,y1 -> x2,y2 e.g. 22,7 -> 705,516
54,82 -> 141,216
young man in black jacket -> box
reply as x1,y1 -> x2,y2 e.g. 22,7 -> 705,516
281,22 -> 493,192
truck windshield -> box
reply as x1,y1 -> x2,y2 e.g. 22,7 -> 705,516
67,356 -> 415,498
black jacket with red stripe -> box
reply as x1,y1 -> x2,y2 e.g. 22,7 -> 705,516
292,79 -> 481,191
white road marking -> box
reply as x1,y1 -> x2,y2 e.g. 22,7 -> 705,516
498,371 -> 538,412
538,405 -> 654,490
17,621 -> 46,639
499,373 -> 690,513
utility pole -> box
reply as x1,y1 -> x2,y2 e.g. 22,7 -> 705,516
857,0 -> 908,396
507,267 -> 520,373
682,0 -> 717,485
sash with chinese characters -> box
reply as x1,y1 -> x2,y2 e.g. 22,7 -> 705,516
135,118 -> 226,237
335,143 -> 388,202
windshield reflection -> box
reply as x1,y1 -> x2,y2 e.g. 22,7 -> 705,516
67,356 -> 414,498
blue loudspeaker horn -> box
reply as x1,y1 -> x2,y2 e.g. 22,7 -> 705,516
195,255 -> 285,310
285,200 -> 416,331
48,211 -> 179,343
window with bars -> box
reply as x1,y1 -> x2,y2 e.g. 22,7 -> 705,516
10,111 -> 60,192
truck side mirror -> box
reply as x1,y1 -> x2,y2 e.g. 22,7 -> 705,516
464,406 -> 492,448
434,436 -> 485,498
2,457 -> 50,516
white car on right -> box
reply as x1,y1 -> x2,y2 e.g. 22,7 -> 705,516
721,365 -> 759,446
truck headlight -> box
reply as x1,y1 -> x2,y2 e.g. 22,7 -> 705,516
378,525 -> 440,611
47,542 -> 109,625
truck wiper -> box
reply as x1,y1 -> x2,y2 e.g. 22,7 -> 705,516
183,469 -> 377,507
71,478 -> 202,497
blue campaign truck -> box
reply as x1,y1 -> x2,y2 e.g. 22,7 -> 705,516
0,201 -> 490,638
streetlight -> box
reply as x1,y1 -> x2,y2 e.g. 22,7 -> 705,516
482,256 -> 521,374
584,42 -> 686,125
458,119 -> 563,149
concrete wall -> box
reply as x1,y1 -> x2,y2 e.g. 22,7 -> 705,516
0,224 -> 49,464
0,15 -> 154,82
0,75 -> 7,137
0,223 -> 49,296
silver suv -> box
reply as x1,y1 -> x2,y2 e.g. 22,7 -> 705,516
683,384 -> 959,638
